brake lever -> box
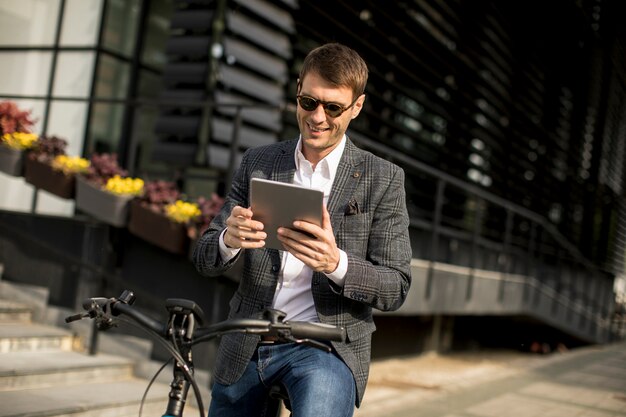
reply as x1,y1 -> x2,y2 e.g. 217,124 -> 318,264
65,312 -> 90,323
64,298 -> 118,330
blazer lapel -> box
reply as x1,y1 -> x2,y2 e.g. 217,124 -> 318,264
271,140 -> 297,183
328,138 -> 364,232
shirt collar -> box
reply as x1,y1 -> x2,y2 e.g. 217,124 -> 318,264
294,135 -> 346,180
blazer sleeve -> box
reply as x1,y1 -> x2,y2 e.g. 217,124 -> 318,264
338,165 -> 412,312
192,152 -> 251,277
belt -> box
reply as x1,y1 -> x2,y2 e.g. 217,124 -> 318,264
258,335 -> 289,345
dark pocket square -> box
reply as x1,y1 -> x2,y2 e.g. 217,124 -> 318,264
345,199 -> 360,215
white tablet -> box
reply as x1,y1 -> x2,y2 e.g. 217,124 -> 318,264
250,178 -> 323,250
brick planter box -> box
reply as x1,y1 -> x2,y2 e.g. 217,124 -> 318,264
24,158 -> 75,199
128,200 -> 191,255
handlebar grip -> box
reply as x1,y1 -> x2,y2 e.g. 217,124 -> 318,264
287,321 -> 346,343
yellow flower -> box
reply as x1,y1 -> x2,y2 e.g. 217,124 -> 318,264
1,132 -> 38,150
165,200 -> 201,223
52,155 -> 90,175
104,175 -> 144,196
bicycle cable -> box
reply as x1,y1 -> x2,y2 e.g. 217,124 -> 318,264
117,316 -> 206,417
138,357 -> 173,417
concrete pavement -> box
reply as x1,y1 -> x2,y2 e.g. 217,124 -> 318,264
357,341 -> 626,417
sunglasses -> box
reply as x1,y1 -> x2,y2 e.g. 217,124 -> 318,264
296,95 -> 359,118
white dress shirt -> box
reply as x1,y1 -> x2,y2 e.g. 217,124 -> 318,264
218,137 -> 349,322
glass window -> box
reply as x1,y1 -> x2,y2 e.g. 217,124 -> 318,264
0,52 -> 53,96
102,0 -> 140,57
94,54 -> 130,99
52,51 -> 96,97
0,0 -> 60,46
59,0 -> 103,46
46,100 -> 89,156
88,103 -> 125,154
141,0 -> 175,69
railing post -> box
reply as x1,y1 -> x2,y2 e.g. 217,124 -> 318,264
225,106 -> 242,195
523,222 -> 538,305
498,209 -> 513,302
425,178 -> 445,299
466,198 -> 482,300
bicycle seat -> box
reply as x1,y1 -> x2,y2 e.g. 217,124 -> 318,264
269,383 -> 291,412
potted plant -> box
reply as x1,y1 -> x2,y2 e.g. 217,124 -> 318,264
189,193 -> 224,240
75,153 -> 143,227
128,180 -> 192,254
185,193 -> 225,260
24,135 -> 88,199
128,181 -> 224,255
0,101 -> 37,177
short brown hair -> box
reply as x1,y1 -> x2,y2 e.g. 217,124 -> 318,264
298,43 -> 368,100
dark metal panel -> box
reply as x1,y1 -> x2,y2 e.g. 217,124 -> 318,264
211,116 -> 277,148
165,35 -> 211,56
169,9 -> 213,30
162,62 -> 208,86
218,64 -> 284,105
223,36 -> 288,83
232,0 -> 296,34
226,11 -> 292,59
154,115 -> 200,136
214,91 -> 282,132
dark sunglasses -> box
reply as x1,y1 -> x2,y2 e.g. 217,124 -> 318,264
296,95 -> 359,117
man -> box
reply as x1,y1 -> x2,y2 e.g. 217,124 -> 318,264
193,42 -> 412,417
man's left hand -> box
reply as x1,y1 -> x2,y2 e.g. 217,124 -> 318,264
277,205 -> 340,274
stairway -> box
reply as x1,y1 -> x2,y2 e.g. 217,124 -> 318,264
0,269 -> 206,417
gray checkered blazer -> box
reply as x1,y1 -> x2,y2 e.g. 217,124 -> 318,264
193,137 -> 412,406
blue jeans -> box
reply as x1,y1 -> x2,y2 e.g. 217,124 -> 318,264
208,342 -> 356,417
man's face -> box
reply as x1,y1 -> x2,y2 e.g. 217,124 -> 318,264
296,72 -> 364,163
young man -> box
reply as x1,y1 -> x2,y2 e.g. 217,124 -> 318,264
193,42 -> 412,417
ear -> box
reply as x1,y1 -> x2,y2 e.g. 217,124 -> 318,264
350,94 -> 366,119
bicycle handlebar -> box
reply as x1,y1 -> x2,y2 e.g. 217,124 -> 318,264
66,291 -> 347,345
64,290 -> 346,417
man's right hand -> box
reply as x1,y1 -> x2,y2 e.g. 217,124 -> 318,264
223,206 -> 267,249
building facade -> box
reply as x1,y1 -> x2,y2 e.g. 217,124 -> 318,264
1,0 -> 625,347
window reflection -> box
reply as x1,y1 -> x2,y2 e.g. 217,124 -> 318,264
0,0 -> 60,46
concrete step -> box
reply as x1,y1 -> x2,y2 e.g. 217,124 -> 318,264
0,322 -> 75,353
0,379 -> 174,417
0,276 -> 210,417
0,281 -> 49,323
0,300 -> 32,323
0,351 -> 135,391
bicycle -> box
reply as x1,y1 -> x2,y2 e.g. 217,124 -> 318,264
65,289 -> 346,417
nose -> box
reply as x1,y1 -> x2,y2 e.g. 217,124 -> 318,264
309,102 -> 327,123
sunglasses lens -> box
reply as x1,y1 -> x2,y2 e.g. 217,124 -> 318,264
324,104 -> 343,117
299,96 -> 318,111
298,96 -> 346,117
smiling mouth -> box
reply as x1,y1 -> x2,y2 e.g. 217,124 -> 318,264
308,123 -> 329,133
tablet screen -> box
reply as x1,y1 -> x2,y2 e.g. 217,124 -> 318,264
250,178 -> 323,250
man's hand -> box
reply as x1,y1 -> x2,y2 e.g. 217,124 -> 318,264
276,205 -> 340,274
223,206 -> 266,249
